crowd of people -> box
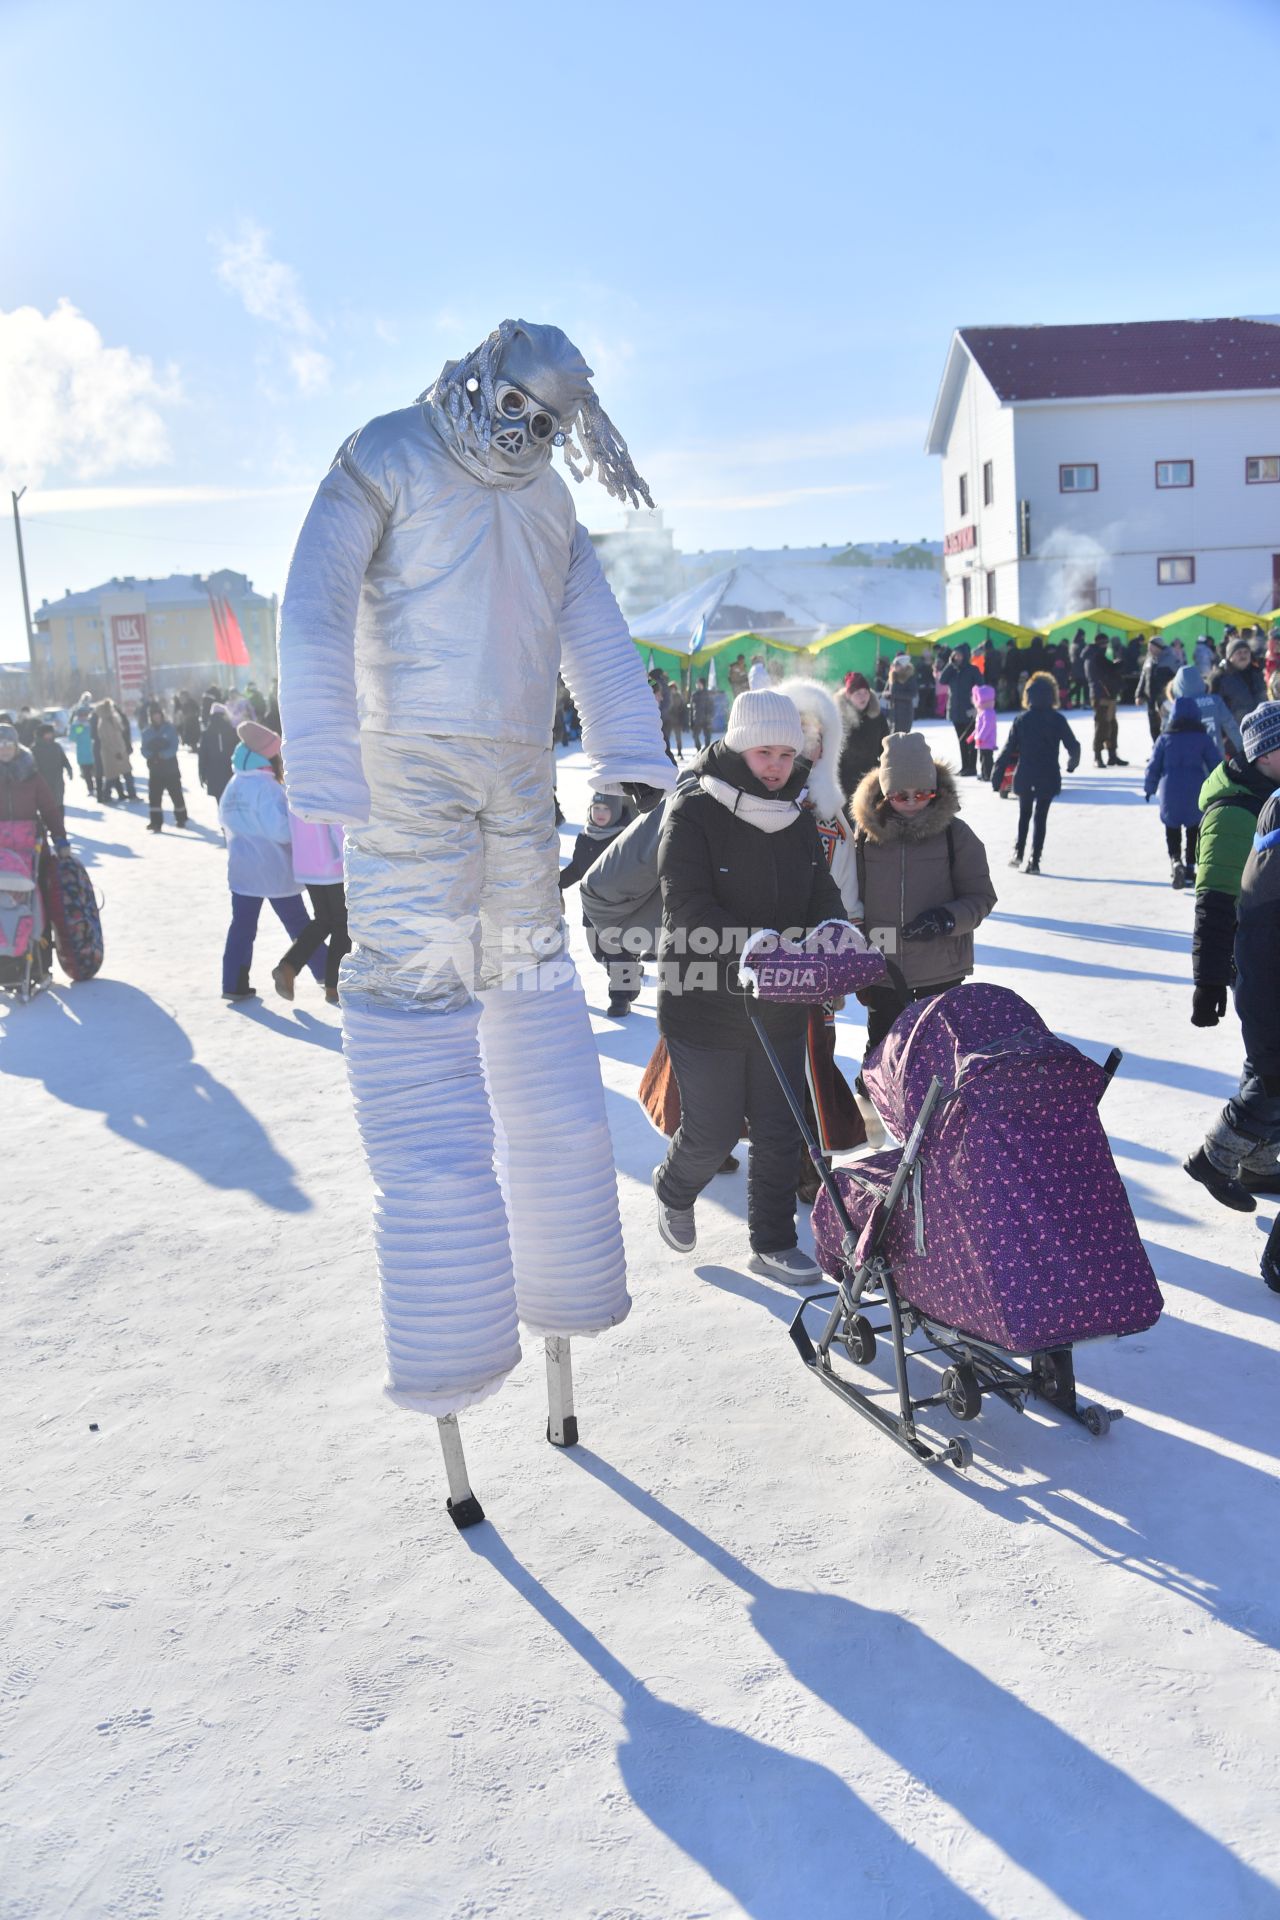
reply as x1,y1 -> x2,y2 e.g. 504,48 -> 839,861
558,636 -> 1280,1293
7,618 -> 1279,1295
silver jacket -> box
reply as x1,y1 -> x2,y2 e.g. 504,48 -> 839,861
278,405 -> 674,826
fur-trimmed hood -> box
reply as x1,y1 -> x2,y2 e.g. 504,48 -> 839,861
782,677 -> 845,820
850,761 -> 961,843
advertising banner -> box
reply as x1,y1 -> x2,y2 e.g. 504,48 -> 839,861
110,614 -> 151,702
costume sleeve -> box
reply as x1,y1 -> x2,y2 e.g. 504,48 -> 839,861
278,442 -> 390,826
943,820 -> 998,935
557,524 -> 676,796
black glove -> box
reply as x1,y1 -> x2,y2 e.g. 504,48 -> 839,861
902,906 -> 956,943
622,783 -> 665,814
1190,983 -> 1227,1027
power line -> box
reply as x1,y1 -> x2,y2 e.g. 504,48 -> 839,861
19,515 -> 286,553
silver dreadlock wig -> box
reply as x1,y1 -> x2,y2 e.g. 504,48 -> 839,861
422,319 -> 654,510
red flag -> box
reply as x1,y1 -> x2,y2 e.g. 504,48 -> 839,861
219,596 -> 250,666
209,591 -> 250,666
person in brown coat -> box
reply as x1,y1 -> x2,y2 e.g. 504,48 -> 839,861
92,698 -> 133,804
848,730 -> 997,1056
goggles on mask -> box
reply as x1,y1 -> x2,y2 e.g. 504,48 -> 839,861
494,385 -> 565,446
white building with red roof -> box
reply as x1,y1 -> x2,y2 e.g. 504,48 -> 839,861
925,318 -> 1280,627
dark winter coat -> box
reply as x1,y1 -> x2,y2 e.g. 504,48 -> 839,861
1211,659 -> 1268,725
939,650 -> 982,722
849,764 -> 997,991
198,710 -> 238,797
1136,651 -> 1176,713
991,682 -> 1080,797
32,737 -> 73,800
0,745 -> 67,842
657,742 -> 846,1047
885,666 -> 917,733
1233,790 -> 1280,1085
836,694 -> 891,795
558,795 -> 636,893
1191,754 -> 1280,988
1143,702 -> 1219,828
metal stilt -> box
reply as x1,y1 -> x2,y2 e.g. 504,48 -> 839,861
437,1414 -> 485,1528
544,1337 -> 578,1448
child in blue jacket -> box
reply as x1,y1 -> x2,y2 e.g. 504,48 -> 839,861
1144,696 -> 1219,888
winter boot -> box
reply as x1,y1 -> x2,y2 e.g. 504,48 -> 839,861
224,966 -> 257,1002
272,962 -> 296,1002
1237,1142 -> 1280,1197
147,811 -> 163,832
1182,1146 -> 1255,1213
749,1245 -> 822,1286
652,1168 -> 696,1253
175,809 -> 188,828
1171,860 -> 1186,890
1262,1218 -> 1280,1293
717,1153 -> 740,1174
1009,849 -> 1023,869
1025,854 -> 1041,875
1107,754 -> 1129,767
606,992 -> 632,1018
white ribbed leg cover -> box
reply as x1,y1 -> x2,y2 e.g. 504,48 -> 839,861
343,998 -> 522,1414
480,962 -> 630,1339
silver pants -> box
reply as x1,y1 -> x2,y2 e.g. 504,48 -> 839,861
339,737 -> 629,1413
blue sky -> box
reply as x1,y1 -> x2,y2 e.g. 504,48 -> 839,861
1,0 -> 1277,644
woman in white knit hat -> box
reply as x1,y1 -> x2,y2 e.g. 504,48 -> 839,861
651,688 -> 853,1282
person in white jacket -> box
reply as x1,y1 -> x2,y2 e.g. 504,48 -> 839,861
218,721 -> 325,1001
277,319 -> 674,1519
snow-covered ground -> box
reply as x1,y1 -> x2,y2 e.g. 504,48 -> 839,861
5,707 -> 1279,1920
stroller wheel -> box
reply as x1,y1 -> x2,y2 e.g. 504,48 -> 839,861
842,1315 -> 877,1366
945,1436 -> 974,1472
1082,1405 -> 1112,1437
941,1364 -> 982,1422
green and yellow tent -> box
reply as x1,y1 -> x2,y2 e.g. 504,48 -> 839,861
1042,608 -> 1152,648
1154,603 -> 1269,647
802,623 -> 927,681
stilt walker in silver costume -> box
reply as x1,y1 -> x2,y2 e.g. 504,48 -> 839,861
278,321 -> 673,1523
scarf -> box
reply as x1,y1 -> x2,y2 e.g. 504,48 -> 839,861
701,773 -> 800,834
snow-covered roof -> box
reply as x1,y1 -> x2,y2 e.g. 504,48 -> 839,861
629,559 -> 943,647
36,570 -> 272,619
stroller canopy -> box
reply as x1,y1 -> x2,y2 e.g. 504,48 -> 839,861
864,982 -> 1104,1146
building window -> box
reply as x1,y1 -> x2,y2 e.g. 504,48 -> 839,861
961,575 -> 972,617
1059,463 -> 1098,492
958,472 -> 969,517
1156,460 -> 1193,488
1157,555 -> 1195,586
982,461 -> 993,507
1246,455 -> 1280,484
985,570 -> 996,614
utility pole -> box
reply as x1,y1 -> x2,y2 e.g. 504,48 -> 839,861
11,487 -> 38,696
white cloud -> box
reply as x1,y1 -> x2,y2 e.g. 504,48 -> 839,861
213,220 -> 331,394
0,299 -> 179,490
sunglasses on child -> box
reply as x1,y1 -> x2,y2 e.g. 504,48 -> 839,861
888,788 -> 935,803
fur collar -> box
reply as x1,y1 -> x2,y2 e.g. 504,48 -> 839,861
783,677 -> 844,820
850,761 -> 961,843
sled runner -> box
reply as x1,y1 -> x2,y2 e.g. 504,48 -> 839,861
744,969 -> 1163,1472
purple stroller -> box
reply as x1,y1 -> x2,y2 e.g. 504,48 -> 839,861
745,960 -> 1163,1470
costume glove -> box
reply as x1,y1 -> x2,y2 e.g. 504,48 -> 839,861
902,906 -> 956,942
1190,983 -> 1227,1027
622,782 -> 665,814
